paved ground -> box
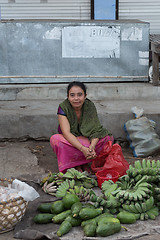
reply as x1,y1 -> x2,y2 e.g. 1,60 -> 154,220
1,140 -> 160,239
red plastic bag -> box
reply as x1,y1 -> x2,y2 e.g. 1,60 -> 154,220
91,142 -> 129,176
91,141 -> 112,173
103,144 -> 129,176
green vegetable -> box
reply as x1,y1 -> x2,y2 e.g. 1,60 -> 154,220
71,201 -> 83,218
37,203 -> 52,213
52,210 -> 71,224
79,207 -> 103,220
83,222 -> 97,237
51,200 -> 65,214
98,216 -> 120,225
96,222 -> 121,237
62,193 -> 80,209
117,211 -> 137,224
65,215 -> 82,227
57,220 -> 72,237
33,213 -> 55,224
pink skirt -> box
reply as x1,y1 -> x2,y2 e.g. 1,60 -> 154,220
50,134 -> 114,173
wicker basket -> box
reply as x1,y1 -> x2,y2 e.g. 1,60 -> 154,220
0,178 -> 28,233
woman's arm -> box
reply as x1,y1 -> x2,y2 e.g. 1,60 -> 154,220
58,115 -> 93,159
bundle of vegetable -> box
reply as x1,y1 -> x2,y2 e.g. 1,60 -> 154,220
40,168 -> 97,196
33,193 -> 124,237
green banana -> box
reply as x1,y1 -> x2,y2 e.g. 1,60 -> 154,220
141,202 -> 147,212
142,159 -> 147,168
146,210 -> 156,220
140,212 -> 145,221
152,160 -> 157,168
129,204 -> 139,214
145,196 -> 154,211
134,160 -> 142,169
146,159 -> 151,168
156,160 -> 160,168
135,202 -> 143,213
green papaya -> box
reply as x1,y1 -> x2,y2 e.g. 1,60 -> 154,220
65,215 -> 82,227
62,193 -> 80,209
52,210 -> 71,224
79,207 -> 103,220
117,211 -> 136,224
37,203 -> 52,213
57,220 -> 72,237
71,202 -> 83,218
51,200 -> 65,214
81,212 -> 113,228
83,222 -> 97,237
98,216 -> 120,225
96,222 -> 121,237
33,213 -> 55,224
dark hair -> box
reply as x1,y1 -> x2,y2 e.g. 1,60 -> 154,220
67,81 -> 87,96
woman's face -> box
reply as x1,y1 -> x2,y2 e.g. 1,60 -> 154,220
68,86 -> 86,110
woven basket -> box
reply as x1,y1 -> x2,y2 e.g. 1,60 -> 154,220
0,178 -> 28,233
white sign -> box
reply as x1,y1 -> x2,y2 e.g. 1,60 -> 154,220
62,26 -> 120,58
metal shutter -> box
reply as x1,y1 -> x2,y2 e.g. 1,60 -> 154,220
0,0 -> 91,20
119,0 -> 160,34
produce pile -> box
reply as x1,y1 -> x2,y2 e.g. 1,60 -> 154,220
33,159 -> 160,237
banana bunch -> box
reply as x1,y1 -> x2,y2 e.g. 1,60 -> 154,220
126,159 -> 160,183
42,181 -> 58,196
56,179 -> 93,201
114,176 -> 152,203
40,171 -> 64,187
40,168 -> 97,190
122,196 -> 159,220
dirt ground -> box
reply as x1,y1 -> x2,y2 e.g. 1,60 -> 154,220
26,140 -> 160,172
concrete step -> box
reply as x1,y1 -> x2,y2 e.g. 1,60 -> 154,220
1,98 -> 160,142
1,82 -> 160,101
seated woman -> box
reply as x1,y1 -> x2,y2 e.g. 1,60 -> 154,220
50,81 -> 114,173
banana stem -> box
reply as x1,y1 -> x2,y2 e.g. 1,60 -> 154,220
121,225 -> 128,231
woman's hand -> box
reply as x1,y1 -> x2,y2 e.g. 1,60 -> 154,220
81,146 -> 96,160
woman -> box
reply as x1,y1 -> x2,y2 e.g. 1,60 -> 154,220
50,81 -> 114,173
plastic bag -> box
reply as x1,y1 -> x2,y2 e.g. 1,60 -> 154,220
124,111 -> 160,157
91,141 -> 129,176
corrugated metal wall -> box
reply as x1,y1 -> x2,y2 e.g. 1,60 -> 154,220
0,1 -> 160,34
0,0 -> 90,20
119,0 -> 160,34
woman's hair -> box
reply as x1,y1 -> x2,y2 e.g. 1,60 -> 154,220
67,81 -> 87,96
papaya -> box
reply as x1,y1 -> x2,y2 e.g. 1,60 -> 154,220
52,210 -> 71,224
117,211 -> 136,224
79,207 -> 103,220
83,222 -> 97,237
65,215 -> 82,227
98,216 -> 120,225
71,201 -> 83,218
57,220 -> 72,237
37,203 -> 52,213
81,218 -> 97,228
81,212 -> 113,228
96,222 -> 121,237
51,200 -> 65,214
62,193 -> 80,209
33,213 -> 55,224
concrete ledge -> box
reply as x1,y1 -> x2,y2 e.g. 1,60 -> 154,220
1,82 -> 160,101
1,99 -> 160,141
